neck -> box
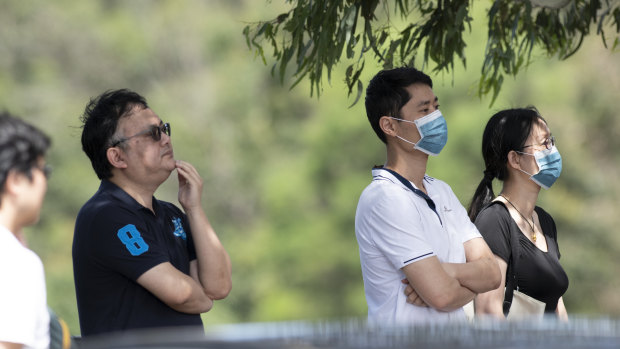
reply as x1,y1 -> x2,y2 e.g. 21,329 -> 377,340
108,175 -> 157,211
0,206 -> 26,240
384,145 -> 428,190
500,178 -> 540,216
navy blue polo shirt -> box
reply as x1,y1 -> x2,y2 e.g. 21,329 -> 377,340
72,180 -> 203,336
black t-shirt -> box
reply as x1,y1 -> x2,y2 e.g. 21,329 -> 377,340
474,201 -> 569,313
72,180 -> 203,336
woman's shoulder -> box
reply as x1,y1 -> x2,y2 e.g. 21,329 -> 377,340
474,200 -> 513,235
476,200 -> 510,220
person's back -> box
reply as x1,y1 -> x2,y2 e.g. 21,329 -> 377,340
0,112 -> 51,349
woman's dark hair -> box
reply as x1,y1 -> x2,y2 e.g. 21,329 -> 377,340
0,112 -> 51,201
365,67 -> 433,143
467,107 -> 546,221
80,89 -> 148,180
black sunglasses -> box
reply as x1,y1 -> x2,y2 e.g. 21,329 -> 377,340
111,123 -> 171,147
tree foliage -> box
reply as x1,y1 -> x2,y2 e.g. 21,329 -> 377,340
243,0 -> 620,104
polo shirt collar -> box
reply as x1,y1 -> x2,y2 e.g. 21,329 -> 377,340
99,179 -> 160,214
371,167 -> 427,191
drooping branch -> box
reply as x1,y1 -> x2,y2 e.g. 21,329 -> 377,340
243,0 -> 620,106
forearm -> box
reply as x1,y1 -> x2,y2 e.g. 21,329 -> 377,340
137,262 -> 213,314
186,207 -> 232,299
435,279 -> 476,312
473,254 -> 508,319
556,297 -> 568,321
403,258 -> 476,312
443,256 -> 500,293
474,288 -> 505,319
0,341 -> 24,349
171,278 -> 214,313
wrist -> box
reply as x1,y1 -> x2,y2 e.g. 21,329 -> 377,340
182,203 -> 205,215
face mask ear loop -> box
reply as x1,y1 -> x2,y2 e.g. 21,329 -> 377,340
390,117 -> 420,149
518,168 -> 534,178
396,135 -> 418,148
515,150 -> 539,176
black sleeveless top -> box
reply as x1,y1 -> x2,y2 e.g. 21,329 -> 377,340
474,201 -> 569,313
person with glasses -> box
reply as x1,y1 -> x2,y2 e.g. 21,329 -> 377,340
468,107 -> 568,320
0,112 -> 51,348
73,89 -> 232,337
355,67 -> 501,324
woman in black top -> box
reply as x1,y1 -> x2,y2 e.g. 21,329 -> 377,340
468,107 -> 568,320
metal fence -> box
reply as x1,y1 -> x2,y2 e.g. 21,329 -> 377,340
75,316 -> 620,349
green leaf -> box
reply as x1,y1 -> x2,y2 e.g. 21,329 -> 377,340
347,79 -> 364,108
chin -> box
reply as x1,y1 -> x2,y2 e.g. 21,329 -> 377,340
164,158 -> 176,170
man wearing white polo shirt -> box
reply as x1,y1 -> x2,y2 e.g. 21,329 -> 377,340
355,67 -> 501,324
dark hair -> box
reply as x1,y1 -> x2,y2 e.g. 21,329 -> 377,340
0,112 -> 51,201
467,107 -> 547,221
365,67 -> 433,143
80,89 -> 148,180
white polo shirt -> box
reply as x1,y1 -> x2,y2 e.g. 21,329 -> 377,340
0,225 -> 50,349
355,168 -> 481,324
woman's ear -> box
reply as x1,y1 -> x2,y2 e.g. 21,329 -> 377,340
379,116 -> 397,138
507,150 -> 521,170
107,147 -> 128,169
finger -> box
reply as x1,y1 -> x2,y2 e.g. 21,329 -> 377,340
176,163 -> 202,187
407,293 -> 418,304
401,278 -> 410,284
403,285 -> 414,296
407,292 -> 426,306
177,161 -> 201,180
176,160 -> 199,176
413,298 -> 427,307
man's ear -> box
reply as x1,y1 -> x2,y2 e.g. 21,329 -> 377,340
107,147 -> 128,169
2,170 -> 33,205
379,116 -> 398,138
3,170 -> 25,197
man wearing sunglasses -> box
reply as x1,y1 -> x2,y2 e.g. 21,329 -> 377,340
73,89 -> 232,337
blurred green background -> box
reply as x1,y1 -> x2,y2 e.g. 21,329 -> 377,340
1,1 -> 618,335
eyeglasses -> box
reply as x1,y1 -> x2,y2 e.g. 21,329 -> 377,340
35,163 -> 52,179
111,122 -> 171,147
522,136 -> 555,150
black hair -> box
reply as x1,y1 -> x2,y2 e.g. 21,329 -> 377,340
365,67 -> 433,143
0,112 -> 51,202
467,107 -> 546,221
80,89 -> 148,180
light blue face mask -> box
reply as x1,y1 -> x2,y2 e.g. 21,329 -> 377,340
517,145 -> 562,189
390,109 -> 448,156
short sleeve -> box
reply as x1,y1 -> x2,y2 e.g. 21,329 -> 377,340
357,186 -> 435,270
474,202 -> 513,264
443,185 -> 482,244
87,207 -> 169,281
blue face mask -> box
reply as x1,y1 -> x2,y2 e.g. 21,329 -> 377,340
517,145 -> 562,189
390,109 -> 448,156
